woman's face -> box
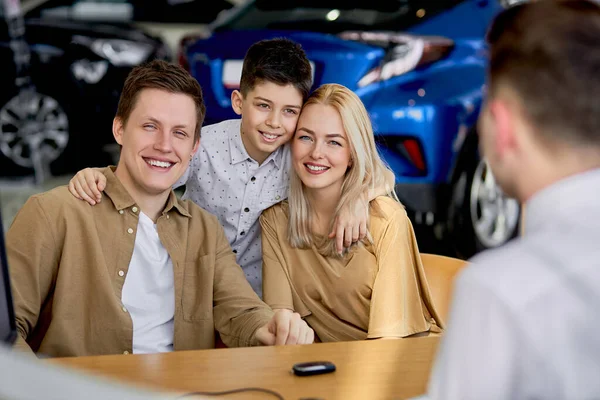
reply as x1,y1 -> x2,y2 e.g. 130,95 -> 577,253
291,103 -> 352,194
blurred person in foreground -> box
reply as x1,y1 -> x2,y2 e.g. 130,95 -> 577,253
426,1 -> 600,399
7,60 -> 313,358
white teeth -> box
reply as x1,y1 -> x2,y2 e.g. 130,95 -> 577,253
262,132 -> 278,140
307,164 -> 328,171
147,159 -> 173,168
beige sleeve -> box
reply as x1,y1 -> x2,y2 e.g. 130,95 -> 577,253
367,208 -> 433,338
7,196 -> 60,352
211,219 -> 273,347
260,208 -> 295,311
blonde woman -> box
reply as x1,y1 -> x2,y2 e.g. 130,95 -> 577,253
260,84 -> 443,342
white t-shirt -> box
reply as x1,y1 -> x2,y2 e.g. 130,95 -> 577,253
121,212 -> 174,354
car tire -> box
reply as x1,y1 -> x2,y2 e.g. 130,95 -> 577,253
0,88 -> 72,179
447,129 -> 521,259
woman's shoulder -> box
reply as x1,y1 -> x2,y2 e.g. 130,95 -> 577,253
260,200 -> 290,224
370,196 -> 406,219
369,196 -> 409,234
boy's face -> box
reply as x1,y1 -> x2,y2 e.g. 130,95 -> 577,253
231,81 -> 303,164
113,88 -> 199,199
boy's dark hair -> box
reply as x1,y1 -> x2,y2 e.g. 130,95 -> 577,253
239,38 -> 313,101
486,0 -> 600,147
116,60 -> 205,142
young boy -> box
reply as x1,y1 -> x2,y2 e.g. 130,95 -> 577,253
69,39 -> 378,298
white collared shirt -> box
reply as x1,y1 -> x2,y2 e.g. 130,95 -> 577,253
427,168 -> 600,400
121,212 -> 174,354
176,119 -> 291,298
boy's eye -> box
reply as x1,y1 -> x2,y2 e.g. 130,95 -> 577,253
175,130 -> 187,137
284,108 -> 298,115
143,124 -> 156,130
257,103 -> 270,109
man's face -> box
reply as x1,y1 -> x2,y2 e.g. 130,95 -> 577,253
477,98 -> 519,199
113,88 -> 199,199
232,81 -> 303,164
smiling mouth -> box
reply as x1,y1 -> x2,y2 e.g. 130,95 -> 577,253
259,131 -> 281,142
144,158 -> 174,169
304,163 -> 330,174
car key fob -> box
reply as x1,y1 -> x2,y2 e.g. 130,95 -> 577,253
292,361 -> 336,376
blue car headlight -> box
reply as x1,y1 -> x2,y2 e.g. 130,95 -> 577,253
339,32 -> 454,88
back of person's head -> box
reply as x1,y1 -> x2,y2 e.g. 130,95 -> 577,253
486,0 -> 600,149
240,38 -> 313,102
116,60 -> 205,142
288,83 -> 396,257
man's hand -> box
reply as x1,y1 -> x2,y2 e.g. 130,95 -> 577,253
329,195 -> 369,254
254,309 -> 314,346
67,168 -> 107,205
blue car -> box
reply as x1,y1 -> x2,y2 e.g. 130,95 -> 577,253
182,0 -> 521,258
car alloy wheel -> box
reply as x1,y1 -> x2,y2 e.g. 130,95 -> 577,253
469,159 -> 520,248
0,90 -> 69,168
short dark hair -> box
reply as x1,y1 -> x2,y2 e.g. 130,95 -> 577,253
486,0 -> 600,147
116,60 -> 205,142
239,38 -> 313,101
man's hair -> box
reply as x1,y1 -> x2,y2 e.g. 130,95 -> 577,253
287,84 -> 396,258
486,0 -> 600,148
116,60 -> 205,142
239,38 -> 313,101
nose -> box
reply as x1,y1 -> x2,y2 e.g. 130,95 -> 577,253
310,141 -> 324,160
266,111 -> 281,129
154,130 -> 173,152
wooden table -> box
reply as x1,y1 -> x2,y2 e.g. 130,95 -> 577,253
49,337 -> 440,400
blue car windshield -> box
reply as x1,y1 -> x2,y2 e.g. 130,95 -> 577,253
214,0 -> 466,33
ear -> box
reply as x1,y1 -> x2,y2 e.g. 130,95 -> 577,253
191,137 -> 200,156
112,117 -> 124,145
489,99 -> 517,157
231,90 -> 244,116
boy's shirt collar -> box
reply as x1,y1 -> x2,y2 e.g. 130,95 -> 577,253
228,119 -> 285,169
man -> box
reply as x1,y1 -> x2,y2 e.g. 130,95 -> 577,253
7,60 -> 313,357
427,1 -> 600,399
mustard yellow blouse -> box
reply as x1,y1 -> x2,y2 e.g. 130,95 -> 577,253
260,196 -> 443,342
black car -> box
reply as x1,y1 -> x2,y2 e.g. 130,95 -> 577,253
0,4 -> 170,179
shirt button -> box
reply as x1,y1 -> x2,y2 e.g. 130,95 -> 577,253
240,231 -> 245,236
127,228 -> 133,234
244,207 -> 250,212
123,351 -> 129,355
132,206 -> 138,213
232,250 -> 238,254
251,176 -> 256,182
118,270 -> 125,277
275,195 -> 281,200
122,306 -> 128,313
119,210 -> 124,215
166,214 -> 170,219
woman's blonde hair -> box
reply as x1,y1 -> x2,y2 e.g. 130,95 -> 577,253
287,83 -> 397,257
